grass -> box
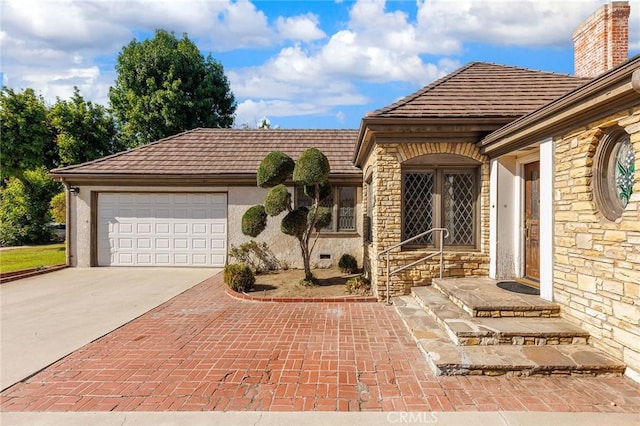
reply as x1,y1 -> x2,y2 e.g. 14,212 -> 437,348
0,243 -> 66,274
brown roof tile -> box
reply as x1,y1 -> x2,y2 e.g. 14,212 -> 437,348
371,62 -> 591,119
52,129 -> 360,176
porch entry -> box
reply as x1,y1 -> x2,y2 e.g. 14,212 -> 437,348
524,161 -> 540,281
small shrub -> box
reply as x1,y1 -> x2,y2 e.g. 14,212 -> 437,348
229,240 -> 282,273
338,254 -> 358,274
224,263 -> 255,292
345,276 -> 371,295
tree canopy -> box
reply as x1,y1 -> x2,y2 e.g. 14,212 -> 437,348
49,87 -> 122,167
109,29 -> 237,147
0,87 -> 55,181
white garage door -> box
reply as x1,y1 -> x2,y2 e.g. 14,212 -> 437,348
97,193 -> 227,267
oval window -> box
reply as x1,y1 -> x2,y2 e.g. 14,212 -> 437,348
594,129 -> 635,221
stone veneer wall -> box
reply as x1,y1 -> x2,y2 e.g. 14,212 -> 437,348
553,107 -> 640,373
364,140 -> 491,300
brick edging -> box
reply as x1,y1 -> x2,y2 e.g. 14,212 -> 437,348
0,264 -> 68,284
224,286 -> 378,303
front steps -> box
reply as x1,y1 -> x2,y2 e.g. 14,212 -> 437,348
394,278 -> 626,377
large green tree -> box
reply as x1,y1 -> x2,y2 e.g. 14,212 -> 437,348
109,29 -> 236,147
49,87 -> 122,167
0,167 -> 61,246
242,148 -> 332,282
0,87 -> 56,181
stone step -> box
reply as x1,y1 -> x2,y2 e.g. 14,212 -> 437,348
432,278 -> 561,318
394,295 -> 626,377
412,286 -> 590,346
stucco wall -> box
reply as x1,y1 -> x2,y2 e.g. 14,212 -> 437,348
68,185 -> 362,271
553,107 -> 640,375
364,140 -> 491,300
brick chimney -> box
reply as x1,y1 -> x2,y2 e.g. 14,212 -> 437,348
573,1 -> 630,78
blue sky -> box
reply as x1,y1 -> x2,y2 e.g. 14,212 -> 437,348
2,0 -> 639,130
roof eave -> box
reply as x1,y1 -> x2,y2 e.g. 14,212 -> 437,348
480,56 -> 640,157
353,116 -> 515,167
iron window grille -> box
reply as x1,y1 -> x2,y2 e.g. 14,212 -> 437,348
402,168 -> 478,248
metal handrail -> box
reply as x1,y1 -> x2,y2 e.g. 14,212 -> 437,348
379,228 -> 449,305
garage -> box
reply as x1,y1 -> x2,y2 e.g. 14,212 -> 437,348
97,193 -> 227,267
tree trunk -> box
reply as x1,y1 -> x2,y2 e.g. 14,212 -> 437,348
299,238 -> 313,281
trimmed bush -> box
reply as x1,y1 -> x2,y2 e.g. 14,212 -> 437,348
257,151 -> 295,188
264,184 -> 291,216
224,263 -> 255,292
338,253 -> 358,274
292,147 -> 330,186
281,207 -> 307,238
242,205 -> 267,237
309,206 -> 332,231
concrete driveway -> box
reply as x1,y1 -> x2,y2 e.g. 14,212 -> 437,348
0,267 -> 218,391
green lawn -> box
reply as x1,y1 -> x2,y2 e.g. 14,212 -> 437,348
0,243 -> 66,274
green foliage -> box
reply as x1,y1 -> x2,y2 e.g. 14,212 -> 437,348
264,184 -> 291,216
310,206 -> 332,231
281,208 -> 307,238
292,147 -> 330,186
338,254 -> 358,274
303,181 -> 332,202
345,276 -> 371,295
49,87 -> 122,167
0,243 -> 66,273
0,87 -> 56,181
0,168 -> 61,246
109,29 -> 236,147
229,240 -> 283,273
256,151 -> 295,188
223,263 -> 255,292
49,192 -> 66,223
241,205 -> 267,237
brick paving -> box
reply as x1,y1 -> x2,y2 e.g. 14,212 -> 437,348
1,274 -> 639,412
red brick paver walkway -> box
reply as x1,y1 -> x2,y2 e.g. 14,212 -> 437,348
2,274 -> 639,412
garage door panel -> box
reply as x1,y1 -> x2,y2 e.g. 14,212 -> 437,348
98,193 -> 226,267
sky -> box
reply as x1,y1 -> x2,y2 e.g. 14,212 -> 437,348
1,0 -> 639,130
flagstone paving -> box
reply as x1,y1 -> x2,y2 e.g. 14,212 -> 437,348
1,274 -> 639,412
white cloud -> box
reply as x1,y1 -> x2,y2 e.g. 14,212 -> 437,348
416,0 -> 640,50
276,14 -> 326,42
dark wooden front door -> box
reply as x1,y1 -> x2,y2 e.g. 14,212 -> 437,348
524,162 -> 540,281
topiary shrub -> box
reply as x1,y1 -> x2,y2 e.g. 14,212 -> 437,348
264,184 -> 291,216
309,206 -> 332,231
224,263 -> 255,292
338,253 -> 358,274
242,205 -> 267,237
281,207 -> 307,238
292,147 -> 330,185
257,151 -> 295,188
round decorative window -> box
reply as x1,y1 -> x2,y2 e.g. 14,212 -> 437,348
593,128 -> 635,221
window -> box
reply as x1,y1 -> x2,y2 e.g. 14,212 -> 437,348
402,167 -> 478,248
594,128 -> 635,221
295,186 -> 357,232
364,179 -> 374,242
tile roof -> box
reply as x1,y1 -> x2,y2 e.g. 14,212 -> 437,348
52,129 -> 361,176
370,62 -> 592,119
